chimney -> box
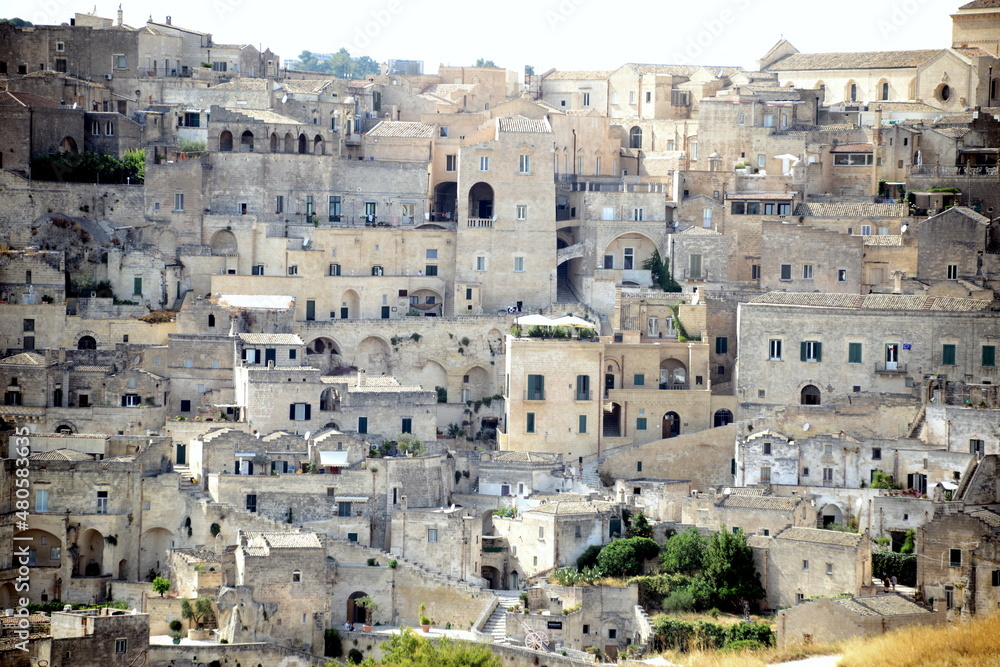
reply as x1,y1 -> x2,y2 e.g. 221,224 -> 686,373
356,369 -> 366,387
117,5 -> 123,25
892,270 -> 905,294
58,346 -> 66,363
166,15 -> 172,25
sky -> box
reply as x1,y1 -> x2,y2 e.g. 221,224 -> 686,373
21,0 -> 962,73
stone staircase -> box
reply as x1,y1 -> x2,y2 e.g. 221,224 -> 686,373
581,459 -> 604,493
174,464 -> 210,502
482,591 -> 522,643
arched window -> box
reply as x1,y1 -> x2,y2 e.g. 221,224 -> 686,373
77,335 -> 97,350
240,130 -> 254,152
848,83 -> 858,102
713,409 -> 734,427
219,130 -> 233,152
106,121 -> 114,136
629,126 -> 643,149
801,385 -> 821,406
298,134 -> 308,154
371,266 -> 384,276
91,120 -> 100,135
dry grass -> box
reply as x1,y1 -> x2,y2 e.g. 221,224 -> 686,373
648,641 -> 841,667
837,613 -> 1000,667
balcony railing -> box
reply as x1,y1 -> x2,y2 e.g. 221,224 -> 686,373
575,391 -> 591,401
876,363 -> 908,374
909,164 -> 999,178
659,383 -> 690,391
467,218 -> 493,228
524,391 -> 545,401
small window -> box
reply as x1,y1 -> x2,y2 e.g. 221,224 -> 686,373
637,417 -> 647,430
848,342 -> 863,364
519,154 -> 531,173
427,528 -> 438,543
802,560 -> 809,571
526,412 -> 536,434
634,374 -> 645,386
288,265 -> 298,276
513,257 -> 525,272
716,337 -> 728,354
476,256 -> 486,271
942,344 -> 957,366
479,156 -> 489,171
801,341 -> 823,362
983,345 -> 996,367
802,264 -> 814,280
439,126 -> 449,138
769,339 -> 783,361
347,532 -> 358,543
992,570 -> 1000,587
763,442 -> 772,455
445,154 -> 457,172
780,264 -> 792,281
608,628 -> 617,639
115,639 -> 127,654
292,570 -> 301,582
173,193 -> 184,211
950,548 -> 962,568
872,448 -> 882,461
516,204 -> 527,220
838,269 -> 848,282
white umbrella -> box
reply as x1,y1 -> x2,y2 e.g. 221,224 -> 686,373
550,315 -> 597,328
516,314 -> 555,327
773,154 -> 800,162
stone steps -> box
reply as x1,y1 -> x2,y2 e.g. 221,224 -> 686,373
482,593 -> 521,643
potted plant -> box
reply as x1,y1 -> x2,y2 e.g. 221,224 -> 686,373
181,597 -> 214,640
418,602 -> 431,633
357,596 -> 380,632
169,619 -> 183,644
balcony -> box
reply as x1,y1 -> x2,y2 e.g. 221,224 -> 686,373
909,164 -> 998,178
875,363 -> 908,374
658,383 -> 690,391
345,133 -> 361,146
467,218 -> 493,228
621,269 -> 653,287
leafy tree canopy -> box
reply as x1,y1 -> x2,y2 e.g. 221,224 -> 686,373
0,17 -> 33,27
475,58 -> 497,68
289,48 -> 380,79
596,537 -> 660,578
702,527 -> 765,610
659,527 -> 707,575
349,627 -> 500,667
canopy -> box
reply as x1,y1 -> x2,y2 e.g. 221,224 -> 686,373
549,315 -> 596,329
319,451 -> 349,466
773,154 -> 800,162
516,314 -> 555,327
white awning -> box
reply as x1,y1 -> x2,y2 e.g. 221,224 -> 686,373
235,452 -> 256,457
320,451 -> 349,466
334,496 -> 368,502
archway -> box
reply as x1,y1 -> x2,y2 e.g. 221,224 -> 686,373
117,558 -> 128,580
419,360 -> 449,400
713,409 -> 734,427
219,130 -> 233,152
629,126 -> 642,149
55,423 -> 74,434
433,182 -> 457,221
339,289 -> 360,320
313,135 -> 324,155
284,132 -> 294,152
320,387 -> 340,412
78,528 -> 105,576
77,335 -> 97,350
481,566 -> 501,590
604,359 -> 621,398
465,366 -> 492,401
356,336 -> 391,373
347,591 -> 369,624
60,136 -> 78,153
509,571 -> 519,589
821,504 -> 844,527
240,130 -> 254,152
603,233 -> 658,281
298,133 -> 308,154
307,337 -> 343,374
210,229 -> 238,255
140,527 -> 174,578
468,182 -> 494,219
603,402 -> 622,437
270,133 -> 278,152
659,359 -> 687,389
0,582 -> 16,608
661,412 -> 680,439
410,289 -> 442,315
801,385 -> 821,406
15,529 -> 62,567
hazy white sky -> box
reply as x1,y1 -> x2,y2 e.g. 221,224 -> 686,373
25,0 -> 961,73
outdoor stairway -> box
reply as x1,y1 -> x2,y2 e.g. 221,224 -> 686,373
581,459 -> 605,493
482,591 -> 522,643
556,278 -> 579,304
174,464 -> 210,501
907,406 -> 927,439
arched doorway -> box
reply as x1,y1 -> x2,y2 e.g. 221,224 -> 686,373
283,132 -> 294,152
801,385 -> 821,406
306,337 -> 342,374
713,409 -> 734,427
419,360 -> 448,400
117,558 -> 128,580
77,335 -> 97,350
210,229 -> 238,255
347,591 -> 369,624
433,182 -> 457,221
468,182 -> 494,219
78,528 -> 105,576
481,566 -> 501,589
0,583 -> 16,608
297,133 -> 308,154
604,359 -> 620,398
465,366 -> 492,401
659,359 -> 687,389
219,130 -> 233,152
821,504 -> 844,527
270,133 -> 278,151
662,412 -> 680,439
60,136 -> 78,153
313,135 -> 324,155
240,130 -> 254,152
509,571 -> 519,589
339,289 -> 360,320
140,527 -> 174,578
603,402 -> 622,437
629,126 -> 642,149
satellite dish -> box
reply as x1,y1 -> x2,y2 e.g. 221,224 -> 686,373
900,225 -> 908,233
802,423 -> 810,431
303,431 -> 310,440
281,94 -> 288,104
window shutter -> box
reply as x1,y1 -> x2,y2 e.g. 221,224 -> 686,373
235,461 -> 240,474
984,345 -> 996,367
289,404 -> 296,419
121,395 -> 127,407
304,404 -> 311,420
241,348 -> 247,360
815,343 -> 822,362
800,342 -> 808,362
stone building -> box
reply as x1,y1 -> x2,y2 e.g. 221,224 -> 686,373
777,594 -> 943,647
389,503 -> 484,584
42,608 -> 150,667
917,504 -> 1000,614
681,488 -> 816,537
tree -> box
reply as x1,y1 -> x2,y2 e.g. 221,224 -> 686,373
577,544 -> 603,571
702,527 -> 764,610
180,597 -> 214,628
151,576 -> 171,597
475,58 -> 497,68
596,537 -> 660,578
660,527 -> 707,575
364,626 -> 501,667
627,511 -> 653,539
0,17 -> 33,27
356,595 -> 381,625
642,249 -> 682,292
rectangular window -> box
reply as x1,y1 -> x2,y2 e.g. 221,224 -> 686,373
328,195 -> 341,221
252,264 -> 264,275
803,560 -> 810,573
338,502 -> 351,517
822,468 -> 834,486
634,374 -> 645,386
763,442 -> 772,455
180,400 -> 191,412
401,417 -> 412,434
760,466 -> 771,483
630,91 -> 636,104
689,254 -> 702,279
476,256 -> 486,271
802,264 -> 814,280
23,319 -> 34,332
861,224 -> 872,236
527,374 -> 545,400
826,563 -> 834,575
576,375 -> 590,401
115,639 -> 127,654
173,193 -> 184,211
983,345 -> 996,367
780,264 -> 792,281
358,417 -> 368,434
116,55 -> 127,70
992,570 -> 1000,587
526,412 -> 536,433
479,156 -> 489,171
623,247 -> 635,270
633,208 -> 645,221
579,415 -> 587,433
703,208 -> 713,228
947,265 -> 958,280
848,342 -> 863,364
35,489 -> 49,513
769,339 -> 783,361
347,532 -> 358,543
872,447 -> 882,460
516,204 -> 527,220
329,263 -> 341,277
950,548 -> 962,568
519,154 -> 531,173
289,403 -> 311,421
942,344 -> 957,366
288,266 -> 298,276
513,256 -> 525,272
751,264 -> 761,280
96,491 -> 108,514
637,417 -> 647,430
838,269 -> 848,282
445,154 -> 457,171
425,265 -> 438,276
801,341 -> 823,362
716,337 -> 728,354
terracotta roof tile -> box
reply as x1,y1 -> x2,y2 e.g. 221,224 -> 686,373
835,594 -> 932,616
366,121 -> 435,138
776,527 -> 864,547
796,202 -> 909,217
768,50 -> 942,71
0,352 -> 48,366
497,116 -> 551,133
720,495 -> 800,511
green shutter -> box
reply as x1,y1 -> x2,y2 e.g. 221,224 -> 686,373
637,417 -> 647,430
526,412 -> 535,433
133,276 -> 142,295
848,342 -> 862,364
579,415 -> 587,433
942,344 -> 956,366
984,345 -> 996,367
800,341 -> 808,362
815,342 -> 822,362
634,374 -> 644,386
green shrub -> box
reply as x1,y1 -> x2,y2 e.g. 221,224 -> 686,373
872,550 -> 917,586
596,537 -> 660,578
723,639 -> 766,652
576,544 -> 603,571
324,628 -> 343,658
347,648 -> 363,664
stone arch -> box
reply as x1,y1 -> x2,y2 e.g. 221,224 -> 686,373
629,126 -> 642,149
935,82 -> 952,103
270,132 -> 278,152
76,331 -> 99,350
347,591 -> 369,624
297,133 -> 308,154
117,558 -> 128,579
78,528 -> 105,576
60,136 -> 78,153
468,182 -> 494,219
713,409 -> 734,427
846,80 -> 859,102
140,527 -> 174,577
55,422 -> 75,434
801,384 -> 821,405
604,232 -> 659,278
659,358 -> 687,388
418,360 -> 448,397
313,135 -> 324,155
661,412 -> 681,439
464,365 -> 492,401
356,336 -> 391,372
320,387 -> 340,412
821,504 -> 844,527
157,229 -> 177,259
410,288 -> 442,315
306,337 -> 343,374
210,229 -> 238,255
16,528 -> 62,567
219,130 -> 233,152
877,78 -> 891,101
0,582 -> 16,608
604,358 -> 621,395
339,289 -> 360,319
432,181 -> 457,221
240,130 -> 254,152
284,132 -> 294,152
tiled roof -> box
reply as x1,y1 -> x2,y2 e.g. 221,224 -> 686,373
776,527 -> 864,547
862,235 -> 902,246
366,121 -> 435,138
720,495 -> 799,511
497,116 -> 552,133
175,547 -> 223,563
490,451 -> 560,464
0,352 -> 48,366
835,594 -> 932,617
531,501 -> 607,515
237,333 -> 303,345
242,531 -> 322,554
73,365 -> 113,373
970,509 -> 1000,529
626,63 -> 743,77
0,613 -> 48,626
727,192 -> 796,201
545,70 -> 612,80
30,449 -> 94,461
768,50 -> 941,71
0,90 -> 61,108
831,143 -> 873,153
866,101 -> 941,113
213,78 -> 269,90
796,202 -> 909,217
749,292 -> 991,312
746,535 -> 771,549
959,0 -> 1000,8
